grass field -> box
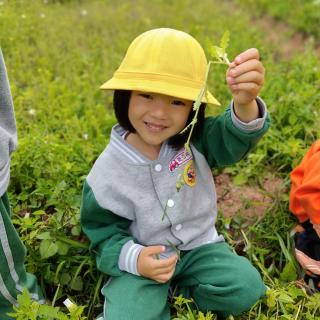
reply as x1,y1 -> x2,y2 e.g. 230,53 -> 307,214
1,0 -> 320,319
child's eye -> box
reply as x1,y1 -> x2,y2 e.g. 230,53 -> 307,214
139,93 -> 152,99
172,100 -> 186,106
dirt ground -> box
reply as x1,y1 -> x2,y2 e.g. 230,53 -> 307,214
215,172 -> 284,219
254,15 -> 320,59
229,0 -> 320,60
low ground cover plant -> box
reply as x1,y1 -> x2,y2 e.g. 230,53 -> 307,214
1,0 -> 319,318
236,0 -> 320,40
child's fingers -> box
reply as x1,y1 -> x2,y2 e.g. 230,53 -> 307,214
154,267 -> 176,283
154,264 -> 176,277
151,254 -> 177,269
233,48 -> 260,65
155,255 -> 177,271
227,71 -> 264,87
227,59 -> 264,79
144,245 -> 166,257
228,82 -> 261,94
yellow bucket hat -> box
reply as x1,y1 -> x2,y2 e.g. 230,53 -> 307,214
100,28 -> 220,105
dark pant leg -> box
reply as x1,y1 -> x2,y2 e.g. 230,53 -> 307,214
174,242 -> 266,318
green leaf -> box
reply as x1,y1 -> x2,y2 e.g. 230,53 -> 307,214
266,289 -> 277,308
280,261 -> 297,281
56,240 -> 70,255
278,292 -> 295,304
32,210 -> 46,216
220,30 -> 230,50
39,239 -> 58,259
37,305 -> 62,318
60,272 -> 72,285
70,276 -> 83,291
37,231 -> 52,240
233,173 -> 248,185
289,114 -> 298,125
214,45 -> 225,58
71,225 -> 81,236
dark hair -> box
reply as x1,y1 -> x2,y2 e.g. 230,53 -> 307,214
113,89 -> 206,149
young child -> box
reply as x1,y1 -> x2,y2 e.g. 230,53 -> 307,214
0,49 -> 43,319
80,28 -> 270,319
290,140 -> 320,291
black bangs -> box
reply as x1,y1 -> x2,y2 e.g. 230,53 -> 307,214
113,90 -> 135,132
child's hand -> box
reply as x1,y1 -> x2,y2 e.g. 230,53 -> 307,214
226,48 -> 265,121
137,246 -> 177,283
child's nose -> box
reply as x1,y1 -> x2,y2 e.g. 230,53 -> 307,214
151,99 -> 169,119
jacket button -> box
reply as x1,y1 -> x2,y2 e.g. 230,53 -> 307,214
155,164 -> 162,172
175,224 -> 182,231
167,199 -> 174,207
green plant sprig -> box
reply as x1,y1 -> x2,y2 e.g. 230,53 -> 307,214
209,30 -> 231,65
180,31 -> 231,155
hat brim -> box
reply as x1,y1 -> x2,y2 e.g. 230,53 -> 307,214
100,76 -> 220,106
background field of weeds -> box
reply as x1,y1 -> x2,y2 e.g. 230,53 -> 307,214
1,0 -> 320,319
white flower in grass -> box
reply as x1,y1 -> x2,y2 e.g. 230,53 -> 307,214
28,109 -> 36,116
80,9 -> 88,16
83,133 -> 89,140
63,298 -> 76,311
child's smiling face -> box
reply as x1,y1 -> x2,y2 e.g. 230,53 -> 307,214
127,91 -> 193,157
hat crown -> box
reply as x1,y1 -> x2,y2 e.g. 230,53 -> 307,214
100,28 -> 220,105
116,28 -> 207,84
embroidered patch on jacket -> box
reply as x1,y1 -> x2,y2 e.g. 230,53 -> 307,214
183,160 -> 196,187
169,149 -> 192,172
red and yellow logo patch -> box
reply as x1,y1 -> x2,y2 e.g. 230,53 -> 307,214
183,160 -> 196,187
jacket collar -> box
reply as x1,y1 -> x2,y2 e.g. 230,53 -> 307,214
109,124 -> 172,164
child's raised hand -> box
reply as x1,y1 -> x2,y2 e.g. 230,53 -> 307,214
226,48 -> 265,110
137,245 -> 178,283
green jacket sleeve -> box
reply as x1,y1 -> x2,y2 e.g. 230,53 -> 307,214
192,107 -> 270,168
80,181 -> 133,276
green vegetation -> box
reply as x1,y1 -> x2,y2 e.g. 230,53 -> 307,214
236,0 -> 320,39
0,0 -> 319,318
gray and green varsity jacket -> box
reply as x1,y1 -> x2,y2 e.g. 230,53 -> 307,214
0,49 -> 43,319
80,98 -> 270,277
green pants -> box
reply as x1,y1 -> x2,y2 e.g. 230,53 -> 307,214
0,193 -> 43,320
102,242 -> 266,319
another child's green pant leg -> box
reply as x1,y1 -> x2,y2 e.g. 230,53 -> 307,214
0,193 -> 43,320
102,273 -> 171,320
175,242 -> 266,318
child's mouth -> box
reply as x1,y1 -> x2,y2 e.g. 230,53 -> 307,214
144,121 -> 167,132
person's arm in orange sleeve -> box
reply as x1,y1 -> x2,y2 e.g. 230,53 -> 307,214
290,140 -> 320,235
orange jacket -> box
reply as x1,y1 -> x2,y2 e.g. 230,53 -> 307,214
290,140 -> 320,224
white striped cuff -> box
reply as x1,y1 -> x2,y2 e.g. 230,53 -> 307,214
0,160 -> 10,197
231,97 -> 267,132
118,240 -> 144,276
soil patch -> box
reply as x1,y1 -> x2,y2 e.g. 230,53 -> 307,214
215,173 -> 284,218
252,15 -> 320,59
